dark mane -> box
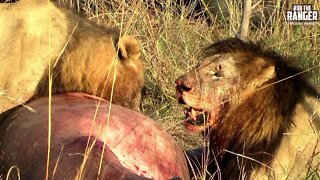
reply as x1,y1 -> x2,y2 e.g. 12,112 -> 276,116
205,38 -> 318,97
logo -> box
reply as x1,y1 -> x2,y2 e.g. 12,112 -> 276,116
286,4 -> 318,24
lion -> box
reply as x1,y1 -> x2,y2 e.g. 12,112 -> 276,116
175,38 -> 320,179
0,0 -> 144,113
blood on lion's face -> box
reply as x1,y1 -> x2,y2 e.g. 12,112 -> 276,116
176,38 -> 320,179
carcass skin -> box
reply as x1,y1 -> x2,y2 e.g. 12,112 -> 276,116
0,93 -> 189,180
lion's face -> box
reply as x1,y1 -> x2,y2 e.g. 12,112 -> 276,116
176,51 -> 275,132
176,54 -> 239,132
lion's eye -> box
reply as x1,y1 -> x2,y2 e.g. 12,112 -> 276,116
208,71 -> 223,80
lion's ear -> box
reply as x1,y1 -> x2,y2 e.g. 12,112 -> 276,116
253,65 -> 275,88
118,36 -> 141,61
261,65 -> 275,81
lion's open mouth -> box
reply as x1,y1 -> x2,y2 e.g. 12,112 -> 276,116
176,90 -> 222,132
182,106 -> 216,133
184,107 -> 209,126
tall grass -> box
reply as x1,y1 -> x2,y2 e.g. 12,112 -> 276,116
64,0 -> 320,150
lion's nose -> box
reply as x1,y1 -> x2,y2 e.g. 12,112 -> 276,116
175,76 -> 192,93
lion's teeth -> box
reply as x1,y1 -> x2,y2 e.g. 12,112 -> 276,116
191,108 -> 196,116
190,108 -> 197,120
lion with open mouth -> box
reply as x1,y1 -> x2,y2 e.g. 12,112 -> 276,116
176,38 -> 320,179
